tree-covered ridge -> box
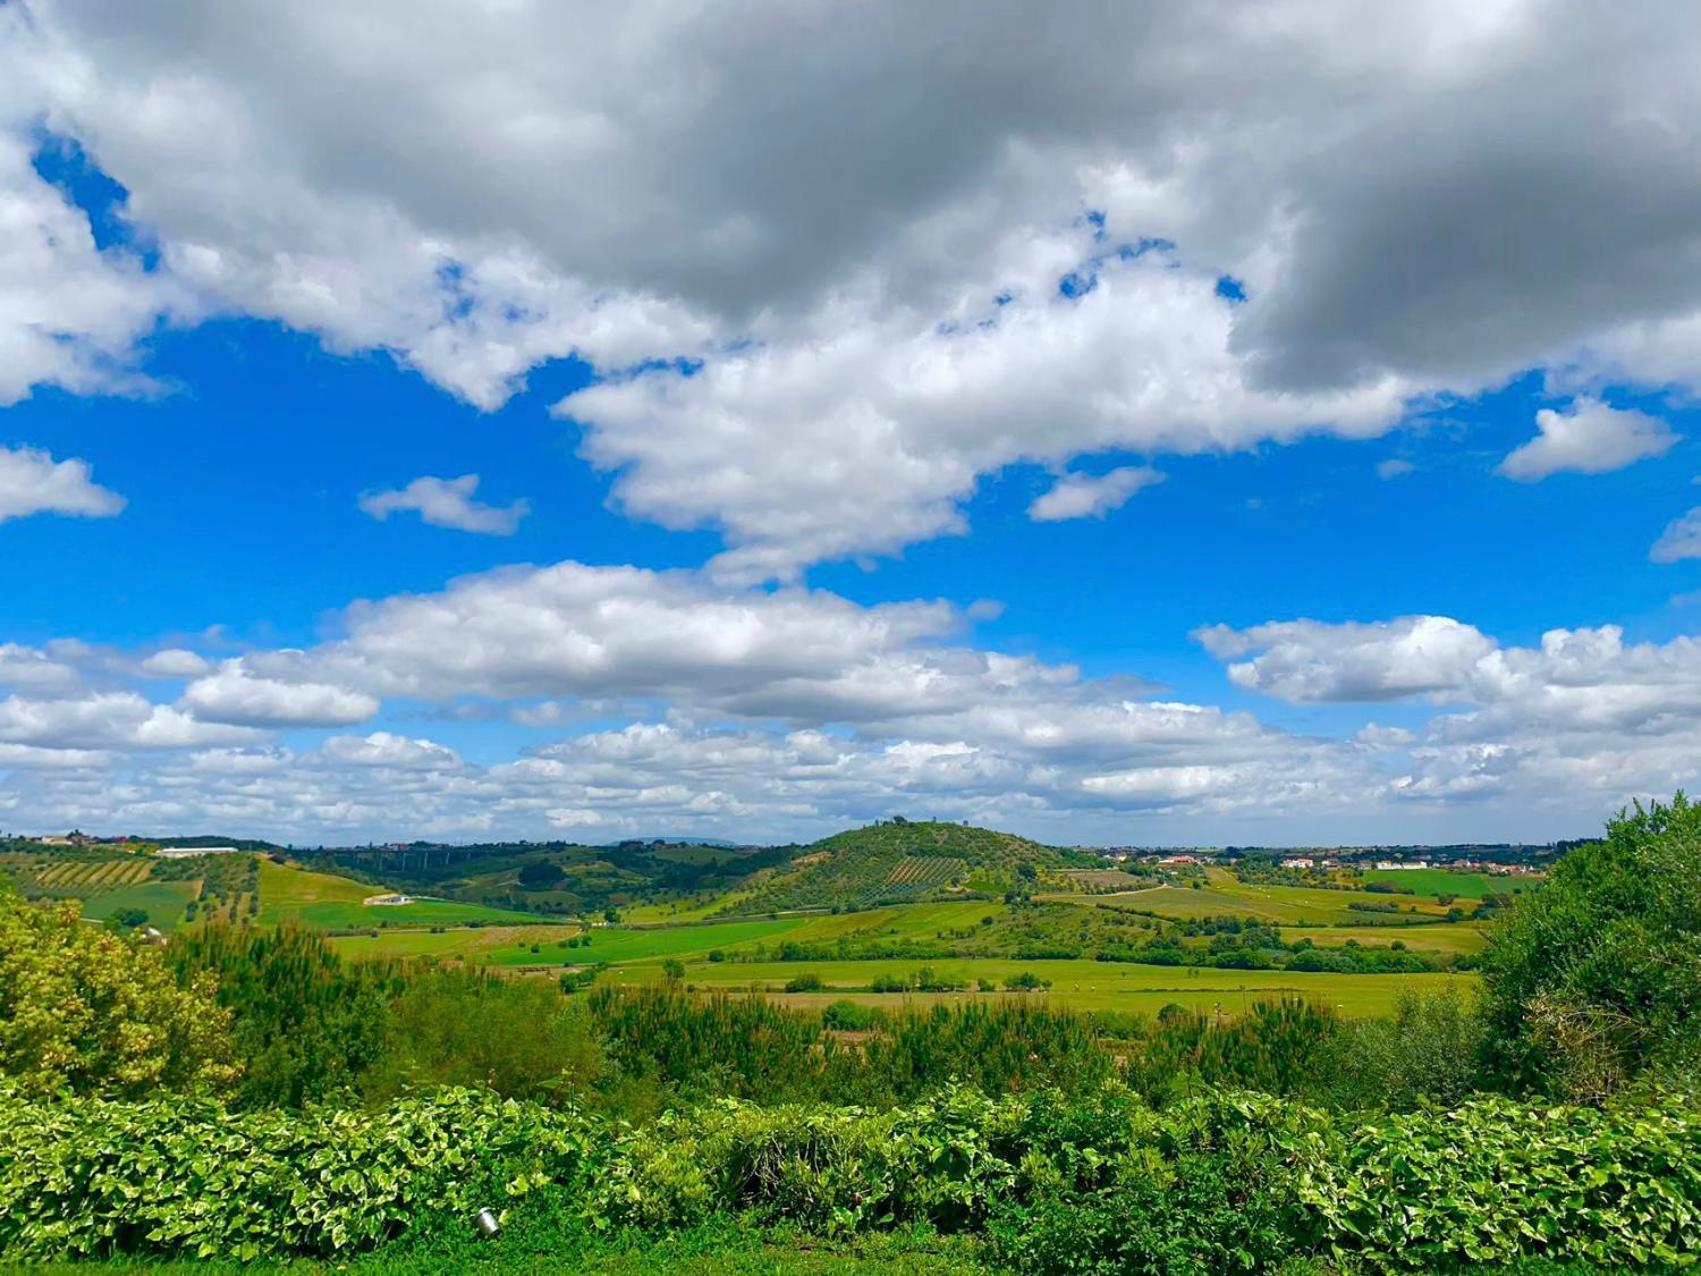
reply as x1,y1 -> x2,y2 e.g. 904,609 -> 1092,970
305,839 -> 798,917
804,819 -> 1089,867
719,820 -> 1096,916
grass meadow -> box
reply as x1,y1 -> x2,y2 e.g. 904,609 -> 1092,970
258,860 -> 561,929
595,954 -> 1473,1017
1076,870 -> 1463,925
79,880 -> 200,928
1357,867 -> 1538,898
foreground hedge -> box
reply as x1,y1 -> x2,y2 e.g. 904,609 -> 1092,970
0,1088 -> 598,1260
2,1085 -> 1698,1272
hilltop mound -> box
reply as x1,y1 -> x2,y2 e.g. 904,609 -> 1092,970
718,820 -> 1092,915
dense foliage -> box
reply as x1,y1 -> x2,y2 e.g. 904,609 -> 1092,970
1482,794 -> 1701,1099
0,1087 -> 597,1260
720,821 -> 1095,916
166,924 -> 403,1107
4,1083 -> 1698,1271
0,892 -> 235,1100
306,839 -> 799,917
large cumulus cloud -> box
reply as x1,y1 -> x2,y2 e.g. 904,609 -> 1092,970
5,1 -> 1701,571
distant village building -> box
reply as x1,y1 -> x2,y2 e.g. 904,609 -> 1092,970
1157,854 -> 1200,866
156,846 -> 242,858
1373,859 -> 1431,871
1281,857 -> 1315,869
363,893 -> 415,906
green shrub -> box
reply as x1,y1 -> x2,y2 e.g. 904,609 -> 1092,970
1482,793 -> 1701,1100
1002,971 -> 1049,991
597,1085 -> 1016,1235
821,1000 -> 879,1032
3,1084 -> 1699,1268
365,967 -> 603,1102
0,896 -> 235,1100
859,1002 -> 1113,1103
1337,985 -> 1486,1110
167,924 -> 402,1109
1126,999 -> 1341,1106
1295,1094 -> 1701,1270
0,1087 -> 601,1261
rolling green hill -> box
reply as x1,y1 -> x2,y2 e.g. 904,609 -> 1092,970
256,859 -> 562,929
716,820 -> 1094,915
304,839 -> 797,917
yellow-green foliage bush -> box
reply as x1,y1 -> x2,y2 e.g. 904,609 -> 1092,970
0,894 -> 235,1099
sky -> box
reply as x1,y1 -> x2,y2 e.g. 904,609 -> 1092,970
4,1 -> 1701,847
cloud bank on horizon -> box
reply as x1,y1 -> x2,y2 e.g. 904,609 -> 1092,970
3,0 -> 1701,844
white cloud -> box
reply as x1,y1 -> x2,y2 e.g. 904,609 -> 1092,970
8,578 -> 1701,839
0,445 -> 125,524
1376,458 -> 1415,480
358,474 -> 530,535
313,731 -> 462,770
1651,507 -> 1701,563
8,3 -> 1701,569
139,648 -> 212,678
0,643 -> 83,693
564,245 -> 1406,579
0,742 -> 110,770
178,663 -> 378,727
284,559 -> 967,715
0,119 -> 183,404
1203,613 -> 1701,811
1029,466 -> 1165,522
0,690 -> 255,750
1196,615 -> 1497,702
1497,398 -> 1677,481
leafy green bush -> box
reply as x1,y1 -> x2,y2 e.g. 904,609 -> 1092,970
0,895 -> 235,1100
365,967 -> 604,1102
1482,794 -> 1701,1100
1337,985 -> 1487,1110
1126,1000 -> 1341,1106
597,1085 -> 1018,1235
0,1087 -> 600,1261
1295,1095 -> 1701,1270
821,1000 -> 880,1032
167,924 -> 402,1108
4,1084 -> 1699,1268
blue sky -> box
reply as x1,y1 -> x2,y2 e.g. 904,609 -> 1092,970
4,2 -> 1701,845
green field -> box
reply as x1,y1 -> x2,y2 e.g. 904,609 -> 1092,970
477,904 -> 1016,967
328,923 -> 582,960
598,955 -> 1472,1018
487,917 -> 802,966
1284,922 -> 1489,954
78,880 -> 200,929
761,900 -> 1006,942
1358,868 -> 1538,898
327,879 -> 1486,1013
1090,871 -> 1460,926
258,860 -> 562,929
